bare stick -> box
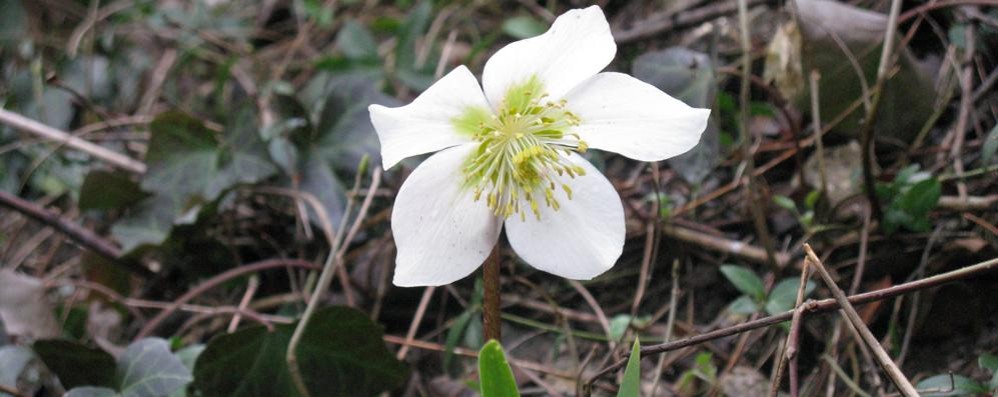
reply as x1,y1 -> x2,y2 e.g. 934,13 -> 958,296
569,279 -> 615,351
226,275 -> 260,333
859,0 -> 903,222
803,244 -> 918,396
135,258 -> 320,338
586,255 -> 998,386
286,166 -> 381,397
613,0 -> 771,44
0,190 -> 153,277
0,108 -> 146,174
737,0 -> 779,270
808,70 -> 828,195
396,286 -> 436,360
662,225 -> 790,267
650,259 -> 680,396
771,262 -> 810,397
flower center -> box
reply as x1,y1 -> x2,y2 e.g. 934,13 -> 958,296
454,77 -> 589,220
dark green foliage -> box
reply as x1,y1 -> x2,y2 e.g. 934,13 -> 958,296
194,306 -> 407,397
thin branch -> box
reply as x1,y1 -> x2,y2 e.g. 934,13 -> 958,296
0,108 -> 146,174
859,0 -> 903,222
613,0 -> 773,44
771,262 -> 810,397
650,259 -> 680,396
397,286 -> 435,360
803,244 -> 918,396
737,0 -> 779,270
134,258 -> 320,338
286,166 -> 381,397
587,255 -> 998,386
662,224 -> 790,267
0,190 -> 152,277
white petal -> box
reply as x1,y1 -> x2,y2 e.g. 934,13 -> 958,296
391,144 -> 501,287
565,72 -> 711,162
369,66 -> 490,170
481,6 -> 615,108
505,154 -> 624,280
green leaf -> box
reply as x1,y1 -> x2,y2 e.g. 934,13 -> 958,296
980,353 -> 998,390
117,338 -> 192,397
0,0 -> 27,49
501,16 -> 546,39
916,374 -> 988,396
193,306 -> 407,397
478,340 -> 520,397
174,345 -> 204,371
609,315 -> 633,342
79,171 -> 147,211
719,265 -> 766,301
948,25 -> 969,49
65,387 -> 118,397
0,346 -> 35,392
443,310 -> 474,374
804,190 -> 821,210
765,278 -> 816,316
33,340 -> 116,389
617,337 -> 642,397
115,109 -> 276,252
894,165 -> 921,186
983,125 -> 998,164
897,178 -> 940,216
110,194 -> 180,251
979,353 -> 998,372
773,195 -> 797,211
302,0 -> 334,27
169,345 -> 204,397
144,109 -> 275,201
394,0 -> 432,69
336,20 -> 378,61
727,295 -> 761,315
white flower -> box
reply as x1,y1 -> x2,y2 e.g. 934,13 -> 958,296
369,6 -> 710,287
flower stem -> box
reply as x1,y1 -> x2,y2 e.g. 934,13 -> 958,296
482,244 -> 502,342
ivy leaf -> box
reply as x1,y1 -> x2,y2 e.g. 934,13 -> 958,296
916,374 -> 988,396
79,171 -> 147,211
0,346 -> 35,392
616,338 -> 642,397
65,387 -> 118,397
336,20 -> 378,61
33,340 -> 116,389
116,338 -> 193,397
113,108 -> 275,251
478,340 -> 520,397
193,306 -> 406,397
110,194 -> 181,252
719,265 -> 766,302
979,353 -> 998,389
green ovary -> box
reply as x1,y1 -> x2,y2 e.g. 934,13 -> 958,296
453,77 -> 589,221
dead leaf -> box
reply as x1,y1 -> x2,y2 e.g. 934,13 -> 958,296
0,270 -> 60,339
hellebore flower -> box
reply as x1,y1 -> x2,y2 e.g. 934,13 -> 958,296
370,6 -> 710,287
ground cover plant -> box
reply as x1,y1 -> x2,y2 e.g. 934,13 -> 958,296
1,0 -> 996,396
